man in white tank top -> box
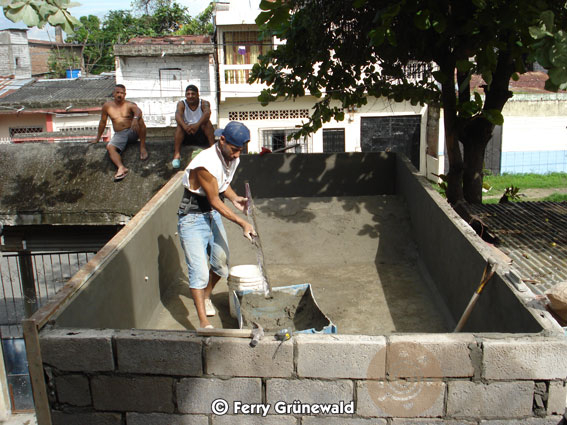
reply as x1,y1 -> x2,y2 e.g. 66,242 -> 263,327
172,84 -> 215,168
177,121 -> 256,329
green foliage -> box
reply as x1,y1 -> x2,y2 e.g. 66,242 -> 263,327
484,172 -> 567,191
63,1 -> 212,74
150,1 -> 188,34
542,193 -> 567,202
176,3 -> 214,35
2,0 -> 81,33
250,0 -> 567,205
499,185 -> 523,203
47,49 -> 82,77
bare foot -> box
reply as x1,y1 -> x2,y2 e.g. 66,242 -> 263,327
140,147 -> 148,161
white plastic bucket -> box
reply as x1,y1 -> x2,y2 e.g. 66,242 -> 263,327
228,264 -> 264,318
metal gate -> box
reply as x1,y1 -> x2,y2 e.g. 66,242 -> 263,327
360,115 -> 421,168
0,250 -> 95,412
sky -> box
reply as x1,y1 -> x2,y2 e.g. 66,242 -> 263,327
0,0 -> 212,41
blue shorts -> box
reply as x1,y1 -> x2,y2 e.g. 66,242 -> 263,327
109,128 -> 138,152
178,210 -> 230,289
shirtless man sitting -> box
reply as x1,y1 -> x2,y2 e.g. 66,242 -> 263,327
172,84 -> 215,169
91,84 -> 148,181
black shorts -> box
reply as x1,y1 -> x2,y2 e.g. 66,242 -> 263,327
182,127 -> 209,147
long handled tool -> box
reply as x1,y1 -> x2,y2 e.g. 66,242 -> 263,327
244,181 -> 273,298
454,260 -> 497,332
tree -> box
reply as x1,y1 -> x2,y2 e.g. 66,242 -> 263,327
131,0 -> 170,15
2,0 -> 80,33
176,3 -> 214,35
251,0 -> 567,207
66,10 -> 155,74
48,48 -> 82,77
150,1 -> 188,34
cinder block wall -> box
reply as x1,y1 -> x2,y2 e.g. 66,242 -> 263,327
28,153 -> 567,424
39,329 -> 567,424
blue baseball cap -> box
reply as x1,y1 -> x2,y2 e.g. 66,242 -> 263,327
214,121 -> 250,147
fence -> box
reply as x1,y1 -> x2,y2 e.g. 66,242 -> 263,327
0,251 -> 96,330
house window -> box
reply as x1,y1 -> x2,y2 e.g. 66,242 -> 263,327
223,31 -> 272,84
261,129 -> 310,153
323,129 -> 345,153
9,127 -> 43,138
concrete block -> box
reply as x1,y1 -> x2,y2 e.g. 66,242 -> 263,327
483,338 -> 567,380
447,381 -> 534,418
213,416 -> 297,425
55,374 -> 91,406
303,418 -> 387,425
115,330 -> 202,376
547,381 -> 567,416
204,337 -> 293,377
126,412 -> 208,425
357,381 -> 445,418
40,328 -> 114,372
51,411 -> 122,425
479,418 -> 565,425
388,334 -> 475,378
92,376 -> 174,412
266,378 -> 353,406
391,421 -> 475,425
177,377 -> 261,414
296,334 -> 386,379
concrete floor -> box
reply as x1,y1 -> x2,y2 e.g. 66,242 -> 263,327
146,196 -> 450,335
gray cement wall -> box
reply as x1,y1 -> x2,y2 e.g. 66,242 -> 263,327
51,173 -> 186,329
394,155 -> 553,333
25,153 -> 567,424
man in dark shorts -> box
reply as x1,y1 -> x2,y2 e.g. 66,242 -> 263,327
91,84 -> 148,181
172,84 -> 215,168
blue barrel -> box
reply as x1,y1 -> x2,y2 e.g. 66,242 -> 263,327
66,69 -> 81,79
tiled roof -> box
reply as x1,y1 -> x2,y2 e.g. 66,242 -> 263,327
468,202 -> 567,294
471,71 -> 561,94
0,75 -> 115,109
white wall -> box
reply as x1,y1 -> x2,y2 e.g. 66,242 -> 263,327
219,95 -> 426,166
116,55 -> 217,128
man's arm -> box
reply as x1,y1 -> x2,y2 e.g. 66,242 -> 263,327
129,102 -> 143,133
195,168 -> 256,240
175,101 -> 190,132
90,104 -> 109,144
196,99 -> 212,128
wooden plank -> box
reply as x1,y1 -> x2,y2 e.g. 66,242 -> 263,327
195,328 -> 253,338
22,319 -> 52,425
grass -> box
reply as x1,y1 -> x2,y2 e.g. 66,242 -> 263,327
483,172 -> 567,191
431,172 -> 567,202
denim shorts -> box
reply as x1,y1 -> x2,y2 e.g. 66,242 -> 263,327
178,210 -> 229,289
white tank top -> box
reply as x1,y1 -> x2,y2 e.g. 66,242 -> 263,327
182,143 -> 240,196
183,99 -> 203,125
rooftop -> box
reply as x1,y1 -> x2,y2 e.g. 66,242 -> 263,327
0,75 -> 116,110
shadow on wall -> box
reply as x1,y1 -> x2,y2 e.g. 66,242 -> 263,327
54,248 -> 137,328
157,234 -> 193,330
232,152 -> 396,201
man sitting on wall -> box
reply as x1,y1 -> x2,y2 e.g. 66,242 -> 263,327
90,84 -> 148,181
172,84 -> 215,169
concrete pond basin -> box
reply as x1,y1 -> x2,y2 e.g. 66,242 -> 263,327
23,153 -> 567,424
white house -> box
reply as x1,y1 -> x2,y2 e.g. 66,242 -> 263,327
213,0 -> 433,174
